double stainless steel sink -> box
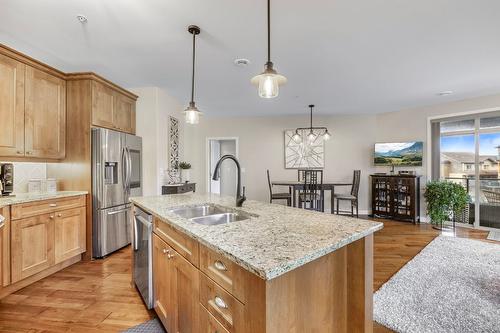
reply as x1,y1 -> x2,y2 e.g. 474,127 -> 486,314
168,204 -> 253,226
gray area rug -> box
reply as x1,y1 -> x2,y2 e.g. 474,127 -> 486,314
487,230 -> 500,242
122,318 -> 165,333
374,236 -> 500,333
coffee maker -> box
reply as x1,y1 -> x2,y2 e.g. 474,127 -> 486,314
0,163 -> 14,196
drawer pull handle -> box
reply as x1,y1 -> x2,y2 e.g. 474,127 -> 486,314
214,260 -> 227,271
49,204 -> 57,207
214,296 -> 228,309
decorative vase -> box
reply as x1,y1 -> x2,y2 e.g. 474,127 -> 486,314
181,169 -> 191,183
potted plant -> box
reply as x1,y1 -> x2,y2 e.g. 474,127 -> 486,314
178,162 -> 192,183
424,180 -> 469,230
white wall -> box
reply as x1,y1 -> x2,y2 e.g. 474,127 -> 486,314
0,162 -> 47,193
184,115 -> 377,213
183,92 -> 500,215
131,87 -> 184,196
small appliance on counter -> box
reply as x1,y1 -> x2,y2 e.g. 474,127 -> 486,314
0,163 -> 14,196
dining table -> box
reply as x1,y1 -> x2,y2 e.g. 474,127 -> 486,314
271,180 -> 353,214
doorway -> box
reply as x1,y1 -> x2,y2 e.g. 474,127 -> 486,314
206,138 -> 239,196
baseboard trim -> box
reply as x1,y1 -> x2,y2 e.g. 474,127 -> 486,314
0,254 -> 81,299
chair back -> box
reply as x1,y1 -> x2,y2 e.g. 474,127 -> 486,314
351,170 -> 361,197
297,169 -> 306,181
266,170 -> 273,198
300,169 -> 323,211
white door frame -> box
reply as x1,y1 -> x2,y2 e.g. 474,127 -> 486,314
206,137 -> 239,194
426,106 -> 500,231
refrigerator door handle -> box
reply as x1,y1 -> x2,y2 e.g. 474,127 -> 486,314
107,208 -> 130,215
126,147 -> 132,192
121,147 -> 128,192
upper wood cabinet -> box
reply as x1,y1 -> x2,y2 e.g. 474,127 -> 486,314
0,54 -> 25,157
25,66 -> 66,159
92,80 -> 136,134
114,94 -> 136,134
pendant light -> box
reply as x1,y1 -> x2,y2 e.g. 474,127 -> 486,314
251,0 -> 287,98
292,105 -> 331,143
184,25 -> 202,124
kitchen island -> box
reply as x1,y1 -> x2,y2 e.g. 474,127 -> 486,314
131,193 -> 383,333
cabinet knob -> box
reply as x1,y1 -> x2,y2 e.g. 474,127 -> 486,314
26,151 -> 32,155
57,213 -> 62,217
214,296 -> 228,309
214,260 -> 227,271
167,252 -> 175,259
17,151 -> 23,154
49,215 -> 54,219
162,249 -> 168,254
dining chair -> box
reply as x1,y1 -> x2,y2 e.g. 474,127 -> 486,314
298,169 -> 324,211
267,170 -> 292,206
334,170 -> 361,217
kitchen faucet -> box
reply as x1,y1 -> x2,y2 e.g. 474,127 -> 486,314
212,154 -> 246,207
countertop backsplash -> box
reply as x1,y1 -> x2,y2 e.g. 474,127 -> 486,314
0,162 -> 47,193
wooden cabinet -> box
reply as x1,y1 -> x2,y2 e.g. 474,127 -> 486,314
153,233 -> 199,333
11,212 -> 55,283
54,207 -> 86,264
0,54 -> 25,157
10,195 -> 86,284
25,66 -> 66,159
91,80 -> 136,134
114,94 -> 136,133
0,207 -> 10,287
371,174 -> 421,223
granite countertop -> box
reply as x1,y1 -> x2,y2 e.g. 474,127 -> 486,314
131,193 -> 383,280
0,191 -> 88,208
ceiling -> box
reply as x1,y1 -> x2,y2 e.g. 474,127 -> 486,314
1,0 -> 500,117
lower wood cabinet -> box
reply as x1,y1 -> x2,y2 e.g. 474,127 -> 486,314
54,207 -> 86,264
153,233 -> 199,333
11,212 -> 55,283
0,207 -> 10,287
10,196 -> 86,284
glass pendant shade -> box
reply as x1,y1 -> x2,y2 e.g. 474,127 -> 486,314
184,102 -> 201,125
292,131 -> 302,143
323,130 -> 331,141
307,130 -> 316,142
251,62 -> 287,99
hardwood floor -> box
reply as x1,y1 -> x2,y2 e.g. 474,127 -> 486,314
0,220 -> 493,332
0,247 -> 154,332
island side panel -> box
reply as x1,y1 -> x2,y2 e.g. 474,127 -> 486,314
347,234 -> 374,333
264,245 -> 349,332
264,235 -> 374,333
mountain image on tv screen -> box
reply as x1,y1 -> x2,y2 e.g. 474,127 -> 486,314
374,142 -> 423,166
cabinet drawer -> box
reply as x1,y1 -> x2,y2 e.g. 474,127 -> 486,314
200,244 -> 249,303
199,303 -> 229,333
200,273 -> 244,333
11,195 -> 86,220
153,217 -> 199,267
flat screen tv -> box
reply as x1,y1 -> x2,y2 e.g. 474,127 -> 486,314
374,142 -> 423,166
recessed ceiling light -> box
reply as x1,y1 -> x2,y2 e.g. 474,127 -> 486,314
437,91 -> 453,96
76,14 -> 88,23
234,58 -> 250,67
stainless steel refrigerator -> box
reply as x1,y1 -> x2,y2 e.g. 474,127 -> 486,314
92,128 -> 142,258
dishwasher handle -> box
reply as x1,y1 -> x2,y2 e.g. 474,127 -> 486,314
133,214 -> 152,252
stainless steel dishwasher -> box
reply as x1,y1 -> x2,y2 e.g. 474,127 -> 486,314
133,206 -> 153,309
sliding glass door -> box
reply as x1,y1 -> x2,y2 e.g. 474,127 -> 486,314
436,113 -> 500,230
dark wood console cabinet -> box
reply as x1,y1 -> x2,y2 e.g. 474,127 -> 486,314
162,183 -> 196,195
370,174 -> 421,223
